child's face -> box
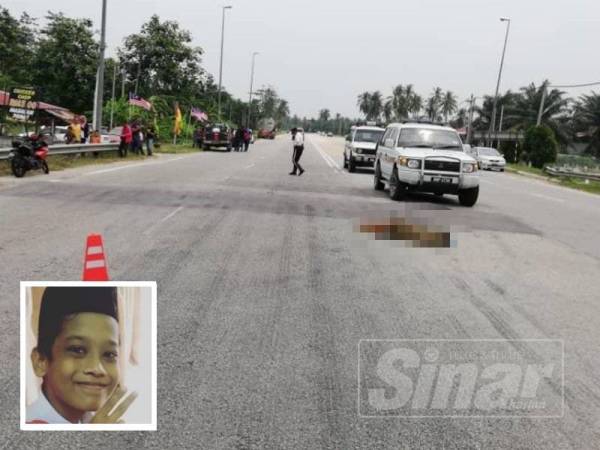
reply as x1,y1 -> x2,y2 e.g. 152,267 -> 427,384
42,312 -> 120,420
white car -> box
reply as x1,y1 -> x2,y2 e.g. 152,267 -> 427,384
472,147 -> 506,171
373,122 -> 480,206
343,125 -> 385,172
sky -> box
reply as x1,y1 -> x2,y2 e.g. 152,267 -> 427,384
3,0 -> 600,118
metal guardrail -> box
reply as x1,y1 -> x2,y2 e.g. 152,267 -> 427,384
0,143 -> 120,160
545,166 -> 600,182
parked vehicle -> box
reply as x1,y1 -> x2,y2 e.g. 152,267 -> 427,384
203,124 -> 232,151
18,126 -> 68,145
257,118 -> 276,139
343,125 -> 385,172
102,127 -> 122,144
373,121 -> 480,206
471,147 -> 506,171
8,135 -> 50,178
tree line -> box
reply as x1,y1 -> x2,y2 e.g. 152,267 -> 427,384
356,83 -> 600,159
0,6 -> 290,138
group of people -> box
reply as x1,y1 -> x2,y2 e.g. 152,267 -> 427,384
233,126 -> 252,152
119,120 -> 157,158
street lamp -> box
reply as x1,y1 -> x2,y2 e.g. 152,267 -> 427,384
489,17 -> 511,147
217,5 -> 232,120
247,52 -> 259,127
92,0 -> 108,132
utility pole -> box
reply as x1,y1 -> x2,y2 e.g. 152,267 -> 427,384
496,104 -> 504,149
247,52 -> 259,128
92,0 -> 108,132
536,81 -> 548,126
466,94 -> 476,145
488,17 -> 511,146
217,5 -> 233,120
121,68 -> 126,99
109,62 -> 117,130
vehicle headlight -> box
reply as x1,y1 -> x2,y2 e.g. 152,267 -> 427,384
463,163 -> 477,173
407,159 -> 421,169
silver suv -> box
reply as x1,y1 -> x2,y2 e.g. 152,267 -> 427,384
373,122 -> 480,206
343,126 -> 385,172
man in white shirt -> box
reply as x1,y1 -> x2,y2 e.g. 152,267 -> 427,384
289,127 -> 305,176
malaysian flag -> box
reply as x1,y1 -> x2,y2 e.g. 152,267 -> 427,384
128,93 -> 152,111
191,107 -> 208,122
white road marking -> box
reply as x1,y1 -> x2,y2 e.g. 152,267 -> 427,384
244,163 -> 255,169
528,193 -> 565,203
144,206 -> 185,235
85,156 -> 186,176
161,205 -> 185,222
310,138 -> 343,174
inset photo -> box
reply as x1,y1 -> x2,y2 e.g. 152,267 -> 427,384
20,282 -> 157,431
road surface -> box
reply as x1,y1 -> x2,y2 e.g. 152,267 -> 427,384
1,134 -> 599,449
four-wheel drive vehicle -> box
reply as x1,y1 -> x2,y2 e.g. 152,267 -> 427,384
343,126 -> 385,172
203,124 -> 232,151
373,122 -> 480,206
471,146 -> 506,171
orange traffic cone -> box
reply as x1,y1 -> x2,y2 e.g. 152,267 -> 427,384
82,234 -> 110,281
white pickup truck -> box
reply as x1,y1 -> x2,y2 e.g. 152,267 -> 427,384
343,125 -> 385,172
373,122 -> 480,206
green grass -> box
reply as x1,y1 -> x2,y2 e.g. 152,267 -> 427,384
0,152 -> 146,177
155,143 -> 199,154
505,163 -> 546,177
506,163 -> 600,195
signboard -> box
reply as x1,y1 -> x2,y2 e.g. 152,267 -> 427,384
8,87 -> 36,122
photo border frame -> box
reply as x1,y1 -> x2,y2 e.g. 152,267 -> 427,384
20,281 -> 158,431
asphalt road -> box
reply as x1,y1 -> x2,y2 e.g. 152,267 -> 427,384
1,134 -> 600,449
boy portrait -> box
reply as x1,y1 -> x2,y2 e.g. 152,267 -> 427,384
21,282 -> 157,431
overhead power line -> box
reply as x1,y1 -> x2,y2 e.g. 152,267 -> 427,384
549,81 -> 600,88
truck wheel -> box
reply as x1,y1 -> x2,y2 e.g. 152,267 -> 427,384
458,186 -> 479,207
348,155 -> 356,173
389,167 -> 406,201
374,162 -> 384,191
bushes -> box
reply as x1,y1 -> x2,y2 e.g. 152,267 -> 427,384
522,125 -> 558,168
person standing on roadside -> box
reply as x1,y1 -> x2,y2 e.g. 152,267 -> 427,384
243,127 -> 251,152
81,117 -> 90,143
119,121 -> 132,157
145,125 -> 156,156
131,121 -> 141,155
289,127 -> 305,175
234,126 -> 244,152
71,119 -> 82,144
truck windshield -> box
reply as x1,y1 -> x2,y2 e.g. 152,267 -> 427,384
478,148 -> 501,156
354,130 -> 384,143
397,128 -> 462,149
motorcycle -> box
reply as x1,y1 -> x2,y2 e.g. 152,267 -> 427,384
8,135 -> 50,178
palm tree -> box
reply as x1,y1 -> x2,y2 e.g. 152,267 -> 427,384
357,92 -> 372,119
427,87 -> 443,121
409,93 -> 422,118
391,84 -> 408,120
573,92 -> 600,157
441,91 -> 457,123
369,91 -> 383,121
383,97 -> 393,124
513,81 -> 570,143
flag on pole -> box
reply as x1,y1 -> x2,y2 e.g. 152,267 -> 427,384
191,107 -> 209,122
128,92 -> 152,110
174,103 -> 183,135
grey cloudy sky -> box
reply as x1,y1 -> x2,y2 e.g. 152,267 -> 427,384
4,0 -> 600,118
